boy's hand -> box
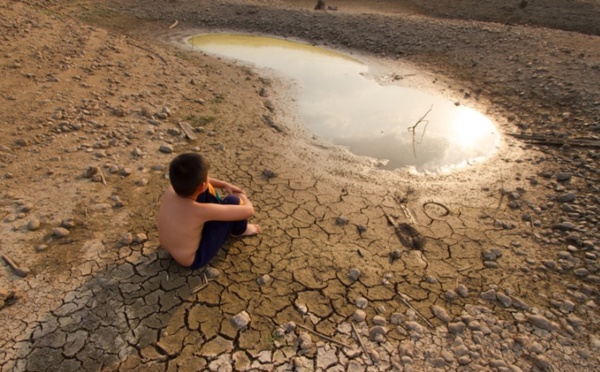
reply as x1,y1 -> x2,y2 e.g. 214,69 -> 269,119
224,184 -> 245,195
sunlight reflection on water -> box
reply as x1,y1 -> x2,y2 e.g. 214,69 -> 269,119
188,34 -> 500,172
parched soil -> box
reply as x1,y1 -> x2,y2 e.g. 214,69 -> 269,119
1,0 -> 599,371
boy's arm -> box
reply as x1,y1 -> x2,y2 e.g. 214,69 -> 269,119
199,200 -> 254,222
208,177 -> 244,194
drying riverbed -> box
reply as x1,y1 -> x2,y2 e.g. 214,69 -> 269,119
1,0 -> 599,371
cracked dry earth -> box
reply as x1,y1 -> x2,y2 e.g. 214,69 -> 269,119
1,0 -> 600,371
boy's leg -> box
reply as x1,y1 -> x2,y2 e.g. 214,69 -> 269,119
189,194 -> 248,269
221,195 -> 248,235
190,220 -> 233,269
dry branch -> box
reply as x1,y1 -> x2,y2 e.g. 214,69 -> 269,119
351,322 -> 374,365
396,291 -> 434,328
296,323 -> 351,349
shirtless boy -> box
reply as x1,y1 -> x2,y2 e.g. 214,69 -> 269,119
158,153 -> 260,269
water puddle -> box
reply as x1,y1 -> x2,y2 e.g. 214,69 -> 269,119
188,34 -> 500,172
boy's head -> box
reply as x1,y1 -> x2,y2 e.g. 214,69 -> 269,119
169,153 -> 210,196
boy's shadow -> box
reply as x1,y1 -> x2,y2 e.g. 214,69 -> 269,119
15,245 -> 218,371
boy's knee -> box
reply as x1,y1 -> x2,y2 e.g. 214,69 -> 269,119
221,195 -> 241,205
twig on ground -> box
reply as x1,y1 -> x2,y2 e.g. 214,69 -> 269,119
458,264 -> 475,272
295,323 -> 351,349
397,291 -> 434,328
351,322 -> 374,365
192,283 -> 208,294
169,20 -> 179,29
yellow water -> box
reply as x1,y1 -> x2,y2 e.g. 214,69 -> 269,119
189,34 -> 500,172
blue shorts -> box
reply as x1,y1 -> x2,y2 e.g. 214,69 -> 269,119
189,189 -> 247,269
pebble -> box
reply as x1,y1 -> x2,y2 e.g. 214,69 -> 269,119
336,215 -> 349,225
159,144 -> 174,153
53,227 -> 70,238
231,311 -> 251,330
348,268 -> 361,281
368,326 -> 388,342
557,193 -> 576,203
445,290 -> 458,302
298,332 -> 312,350
431,305 -> 452,322
119,233 -> 134,245
36,244 -> 48,252
496,292 -> 512,307
27,219 -> 40,231
256,274 -> 271,286
456,285 -> 469,298
527,314 -> 558,331
262,168 -> 277,179
355,297 -> 368,309
205,267 -> 220,279
481,289 -> 497,301
390,312 -> 404,325
448,322 -> 466,334
352,309 -> 366,322
134,233 -> 147,243
372,315 -> 387,326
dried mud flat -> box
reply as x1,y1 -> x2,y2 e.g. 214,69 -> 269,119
1,0 -> 600,371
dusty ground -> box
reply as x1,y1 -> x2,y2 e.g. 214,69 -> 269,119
1,0 -> 599,371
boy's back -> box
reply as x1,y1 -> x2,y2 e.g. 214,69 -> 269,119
158,186 -> 206,267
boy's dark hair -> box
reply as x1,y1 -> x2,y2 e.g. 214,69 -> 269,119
169,153 -> 210,196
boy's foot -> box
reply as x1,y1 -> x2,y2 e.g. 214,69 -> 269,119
237,224 -> 260,237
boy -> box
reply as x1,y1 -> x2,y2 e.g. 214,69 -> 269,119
158,153 -> 260,269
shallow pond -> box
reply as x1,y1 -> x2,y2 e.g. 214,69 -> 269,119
188,34 -> 500,172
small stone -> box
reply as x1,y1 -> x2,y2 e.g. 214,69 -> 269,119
448,322 -> 466,334
62,219 -> 76,228
496,292 -> 512,307
390,312 -> 404,325
355,297 -> 368,309
295,301 -> 308,315
372,315 -> 387,326
27,219 -> 41,231
456,285 -> 469,298
336,215 -> 349,225
527,314 -> 558,331
205,267 -> 220,278
231,311 -> 251,330
557,193 -> 576,203
119,233 -> 134,245
405,321 -> 423,335
348,268 -> 361,281
481,289 -> 497,301
424,275 -> 437,283
445,290 -> 458,302
368,326 -> 388,342
431,305 -> 452,323
391,249 -> 402,260
19,203 -> 35,213
134,233 -> 147,243
121,168 -> 132,176
257,274 -> 271,286
53,227 -> 70,238
36,244 -> 48,252
298,332 -> 312,350
262,168 -> 277,179
136,178 -> 149,186
159,144 -> 174,153
351,309 -> 366,322
282,321 -> 296,333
